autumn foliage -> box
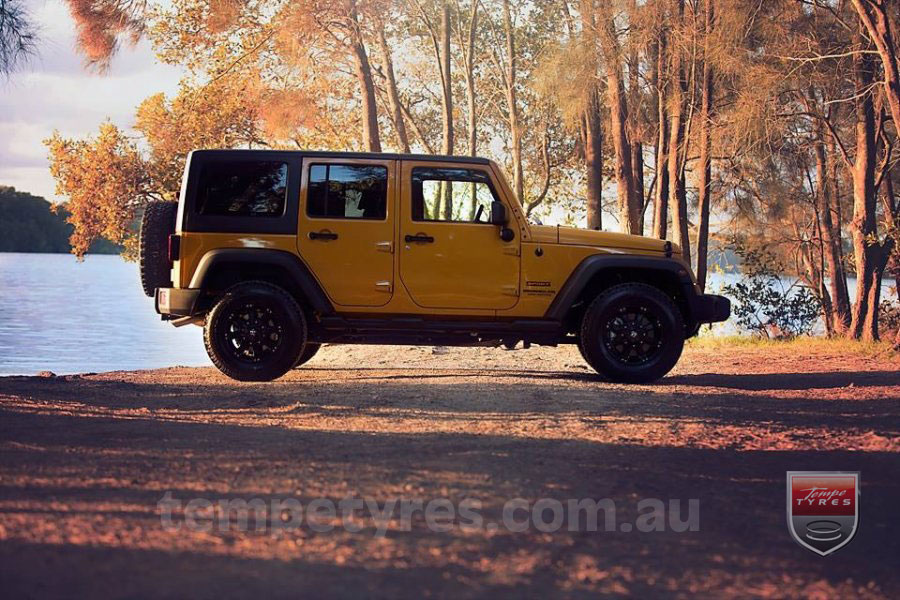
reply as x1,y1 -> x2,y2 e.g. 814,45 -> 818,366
46,123 -> 148,257
47,0 -> 900,344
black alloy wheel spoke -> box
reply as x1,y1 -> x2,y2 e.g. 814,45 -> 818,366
603,304 -> 663,366
223,301 -> 284,363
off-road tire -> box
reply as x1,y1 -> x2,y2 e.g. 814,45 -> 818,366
139,201 -> 178,297
580,283 -> 684,383
204,281 -> 307,382
293,342 -> 321,368
576,337 -> 591,365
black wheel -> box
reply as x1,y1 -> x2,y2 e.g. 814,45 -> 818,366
139,201 -> 178,297
580,283 -> 684,383
293,342 -> 321,367
576,336 -> 591,364
204,281 -> 306,381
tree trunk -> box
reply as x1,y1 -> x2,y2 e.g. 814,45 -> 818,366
851,0 -> 900,342
463,0 -> 478,157
440,3 -> 453,156
695,0 -> 714,292
893,258 -> 900,349
458,0 -> 479,218
349,2 -> 381,153
827,131 -> 852,328
632,142 -> 645,232
351,41 -> 382,152
653,28 -> 669,239
581,0 -> 603,230
439,3 -> 454,219
627,0 -> 644,233
812,102 -> 851,333
376,26 -> 409,153
668,0 -> 690,263
864,169 -> 898,339
851,0 -> 900,136
502,0 -> 524,202
348,1 -> 381,152
861,251 -> 889,340
599,17 -> 638,234
583,92 -> 604,230
794,218 -> 834,337
848,33 -> 878,340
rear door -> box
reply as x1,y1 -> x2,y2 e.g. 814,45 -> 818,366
398,161 -> 520,310
297,157 -> 396,307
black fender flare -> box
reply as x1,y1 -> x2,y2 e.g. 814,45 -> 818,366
544,254 -> 696,322
188,248 -> 333,313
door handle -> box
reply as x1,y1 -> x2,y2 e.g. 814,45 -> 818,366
309,231 -> 338,241
405,234 -> 434,243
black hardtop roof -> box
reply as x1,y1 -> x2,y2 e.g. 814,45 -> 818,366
190,149 -> 491,165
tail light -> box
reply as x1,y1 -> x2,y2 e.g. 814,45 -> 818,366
168,234 -> 181,262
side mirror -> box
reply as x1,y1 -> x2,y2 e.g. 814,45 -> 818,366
490,200 -> 507,226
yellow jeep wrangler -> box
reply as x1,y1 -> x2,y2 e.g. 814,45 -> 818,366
140,150 -> 729,382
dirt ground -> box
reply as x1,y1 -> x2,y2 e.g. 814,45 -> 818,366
0,341 -> 898,598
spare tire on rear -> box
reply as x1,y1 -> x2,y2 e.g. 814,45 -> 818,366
139,201 -> 178,297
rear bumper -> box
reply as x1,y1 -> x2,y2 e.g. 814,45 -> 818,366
690,293 -> 731,324
156,287 -> 202,317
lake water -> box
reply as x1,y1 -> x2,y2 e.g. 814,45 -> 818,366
0,253 -> 208,375
0,252 -> 893,375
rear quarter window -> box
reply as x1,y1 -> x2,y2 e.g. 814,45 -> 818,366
195,161 -> 288,217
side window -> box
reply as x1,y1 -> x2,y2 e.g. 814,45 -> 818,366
307,164 -> 388,220
196,161 -> 288,217
411,167 -> 499,223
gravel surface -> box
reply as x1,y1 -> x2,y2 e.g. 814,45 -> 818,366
0,342 -> 898,598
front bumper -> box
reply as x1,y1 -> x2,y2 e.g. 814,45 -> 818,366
691,293 -> 731,324
155,287 -> 202,317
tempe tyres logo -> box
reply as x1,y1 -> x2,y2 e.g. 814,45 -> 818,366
787,471 -> 859,556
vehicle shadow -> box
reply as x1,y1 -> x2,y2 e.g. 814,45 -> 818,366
664,370 -> 899,391
1,369 -> 898,435
301,366 -> 899,392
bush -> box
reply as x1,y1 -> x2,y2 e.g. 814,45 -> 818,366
722,243 -> 820,339
880,297 -> 900,335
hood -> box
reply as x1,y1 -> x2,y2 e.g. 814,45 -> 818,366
531,225 -> 677,254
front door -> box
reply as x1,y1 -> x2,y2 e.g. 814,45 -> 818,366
399,161 -> 520,310
297,157 -> 396,307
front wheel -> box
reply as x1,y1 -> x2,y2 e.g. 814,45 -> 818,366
580,283 -> 684,383
293,342 -> 321,368
204,281 -> 306,381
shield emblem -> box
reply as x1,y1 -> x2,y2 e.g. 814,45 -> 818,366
787,471 -> 859,556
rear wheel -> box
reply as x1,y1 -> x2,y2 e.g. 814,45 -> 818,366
576,337 -> 591,365
139,201 -> 177,297
293,342 -> 321,367
580,283 -> 684,383
204,281 -> 306,381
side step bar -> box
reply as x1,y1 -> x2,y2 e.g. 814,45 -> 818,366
311,316 -> 570,346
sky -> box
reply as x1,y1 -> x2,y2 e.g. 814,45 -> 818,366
0,0 -> 185,202
0,1 -> 582,227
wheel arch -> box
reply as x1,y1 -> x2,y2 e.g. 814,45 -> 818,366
546,254 -> 696,332
189,248 -> 333,314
